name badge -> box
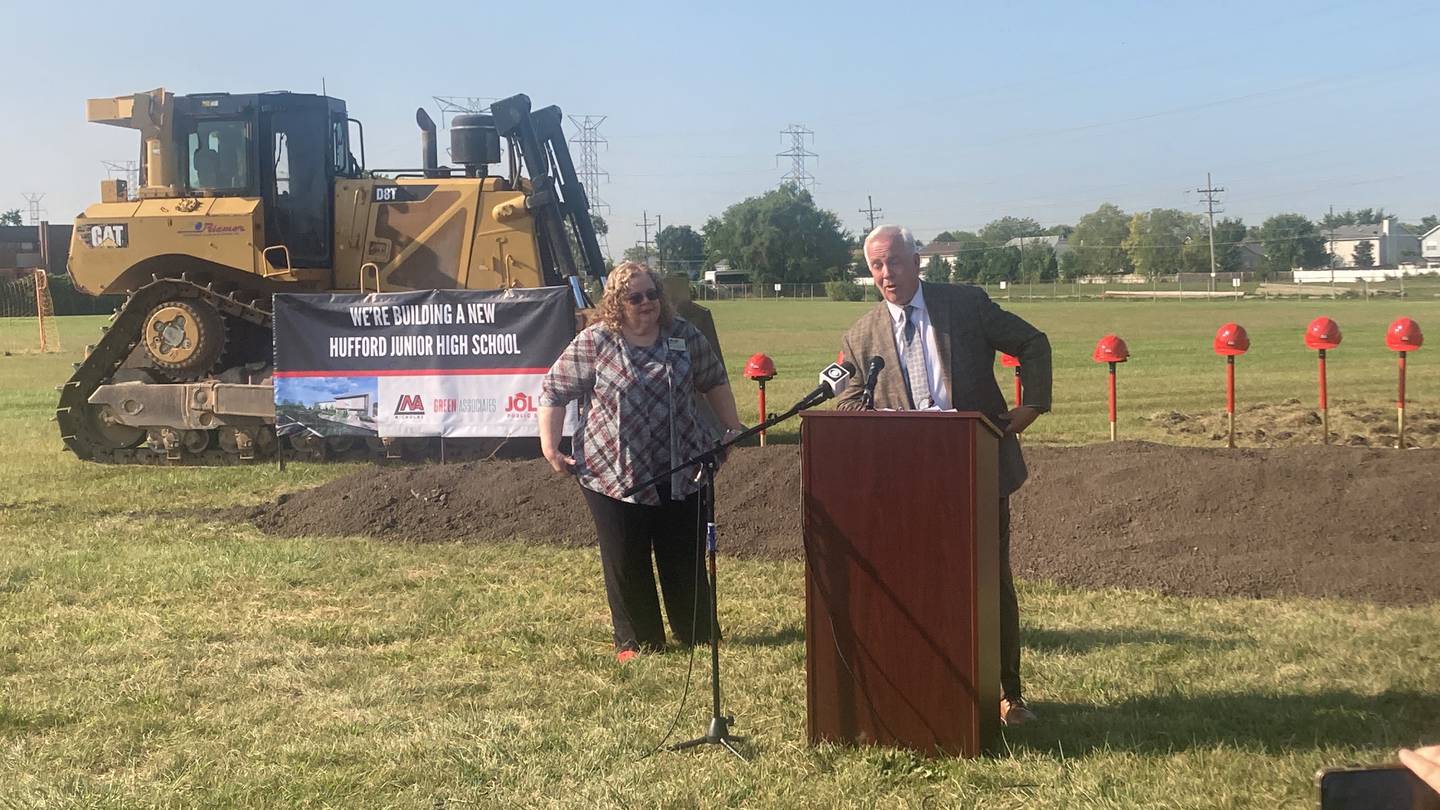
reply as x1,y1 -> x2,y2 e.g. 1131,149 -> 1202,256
667,337 -> 687,353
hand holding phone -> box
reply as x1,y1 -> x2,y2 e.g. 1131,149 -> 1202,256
1317,764 -> 1440,810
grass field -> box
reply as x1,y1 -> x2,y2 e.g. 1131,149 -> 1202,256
1,303 -> 1438,808
706,296 -> 1440,444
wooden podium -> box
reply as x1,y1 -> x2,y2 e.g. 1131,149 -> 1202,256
799,410 -> 1001,757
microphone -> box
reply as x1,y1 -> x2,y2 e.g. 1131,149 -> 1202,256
861,356 -> 884,409
799,361 -> 855,407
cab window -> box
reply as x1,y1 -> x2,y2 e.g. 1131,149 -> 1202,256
186,120 -> 250,192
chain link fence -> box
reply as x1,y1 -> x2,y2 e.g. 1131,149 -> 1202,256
687,272 -> 1440,303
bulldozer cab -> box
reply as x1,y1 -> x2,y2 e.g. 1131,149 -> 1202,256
175,92 -> 349,269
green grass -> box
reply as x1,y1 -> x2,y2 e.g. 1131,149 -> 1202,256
1,308 -> 1437,808
707,297 -> 1440,444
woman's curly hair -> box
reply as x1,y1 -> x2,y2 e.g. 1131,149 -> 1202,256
598,261 -> 675,333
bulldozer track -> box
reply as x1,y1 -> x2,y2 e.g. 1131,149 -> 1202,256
55,277 -> 274,465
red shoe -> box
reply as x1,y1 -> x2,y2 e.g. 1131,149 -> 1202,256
616,649 -> 639,663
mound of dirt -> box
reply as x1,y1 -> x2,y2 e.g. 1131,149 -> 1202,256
236,442 -> 1440,606
1148,398 -> 1440,449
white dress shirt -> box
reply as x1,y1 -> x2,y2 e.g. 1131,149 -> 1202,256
884,285 -> 952,410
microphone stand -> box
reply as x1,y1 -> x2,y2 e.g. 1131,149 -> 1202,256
621,385 -> 835,759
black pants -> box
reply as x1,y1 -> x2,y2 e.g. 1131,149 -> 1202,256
581,485 -> 713,653
999,497 -> 1023,701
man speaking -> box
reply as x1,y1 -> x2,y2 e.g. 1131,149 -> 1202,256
835,224 -> 1052,727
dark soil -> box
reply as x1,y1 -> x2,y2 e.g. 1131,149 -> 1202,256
1147,398 -> 1440,449
235,443 -> 1440,606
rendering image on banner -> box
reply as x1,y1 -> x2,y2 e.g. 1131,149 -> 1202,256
275,377 -> 380,437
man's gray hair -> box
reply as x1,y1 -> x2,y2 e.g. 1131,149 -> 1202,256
864,224 -> 917,258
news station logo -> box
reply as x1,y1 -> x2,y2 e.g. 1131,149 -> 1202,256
505,392 -> 538,418
394,394 -> 426,418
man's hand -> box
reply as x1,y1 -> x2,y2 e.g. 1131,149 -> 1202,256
544,448 -> 578,475
1400,745 -> 1440,795
1000,406 -> 1041,435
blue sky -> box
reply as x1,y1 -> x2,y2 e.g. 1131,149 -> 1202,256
5,0 -> 1438,252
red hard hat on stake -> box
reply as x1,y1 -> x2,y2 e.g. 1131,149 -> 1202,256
1305,317 -> 1342,350
1214,322 -> 1250,356
1386,318 -> 1424,352
1000,353 -> 1020,368
1093,334 -> 1130,363
744,353 -> 777,382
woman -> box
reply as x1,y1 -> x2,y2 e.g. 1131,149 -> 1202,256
539,262 -> 745,662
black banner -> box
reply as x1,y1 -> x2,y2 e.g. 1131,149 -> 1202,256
273,287 -> 575,438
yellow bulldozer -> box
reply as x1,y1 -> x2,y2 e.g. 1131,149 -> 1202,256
58,88 -> 606,463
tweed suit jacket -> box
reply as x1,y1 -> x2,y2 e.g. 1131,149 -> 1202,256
835,282 -> 1052,496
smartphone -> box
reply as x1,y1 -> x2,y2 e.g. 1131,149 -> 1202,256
1317,764 -> 1440,810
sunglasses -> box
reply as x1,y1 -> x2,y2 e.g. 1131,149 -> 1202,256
623,288 -> 661,306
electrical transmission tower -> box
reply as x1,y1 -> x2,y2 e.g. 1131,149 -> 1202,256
431,96 -> 497,127
859,195 -> 883,232
102,160 -> 140,199
21,193 -> 45,225
1196,172 -> 1225,291
568,114 -> 611,258
776,124 -> 817,192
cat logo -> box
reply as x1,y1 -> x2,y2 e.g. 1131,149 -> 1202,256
86,223 -> 128,248
394,394 -> 426,417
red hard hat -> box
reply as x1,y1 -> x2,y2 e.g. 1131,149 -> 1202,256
1000,353 -> 1021,368
1386,317 -> 1424,352
1304,317 -> 1342,350
1092,334 -> 1130,363
744,352 -> 777,381
1213,322 -> 1250,356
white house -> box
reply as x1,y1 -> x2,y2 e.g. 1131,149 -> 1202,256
1421,224 -> 1440,263
917,241 -> 969,268
1325,220 -> 1420,267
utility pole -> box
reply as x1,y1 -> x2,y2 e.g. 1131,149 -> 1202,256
1197,173 -> 1225,292
1328,204 -> 1337,295
859,195 -> 883,232
637,210 -> 656,265
656,214 -> 664,271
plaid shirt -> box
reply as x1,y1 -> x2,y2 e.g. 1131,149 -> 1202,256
540,318 -> 728,504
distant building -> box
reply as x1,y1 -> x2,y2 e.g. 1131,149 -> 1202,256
1421,224 -> 1440,263
1236,241 -> 1265,272
917,240 -> 969,268
0,223 -> 71,281
1004,234 -> 1070,257
702,267 -> 751,285
1324,220 -> 1420,267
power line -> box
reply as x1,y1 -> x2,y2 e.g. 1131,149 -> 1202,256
431,96 -> 496,128
859,195 -> 883,231
776,124 -> 817,192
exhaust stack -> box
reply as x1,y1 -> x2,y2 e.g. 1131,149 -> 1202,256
416,108 -> 438,177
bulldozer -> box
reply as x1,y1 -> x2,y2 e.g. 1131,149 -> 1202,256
58,88 -> 606,463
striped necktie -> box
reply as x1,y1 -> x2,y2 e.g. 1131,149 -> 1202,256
901,304 -> 933,410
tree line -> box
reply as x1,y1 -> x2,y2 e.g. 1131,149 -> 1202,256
606,184 -> 1436,287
